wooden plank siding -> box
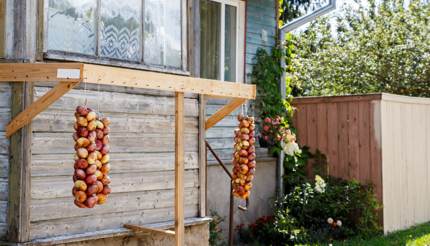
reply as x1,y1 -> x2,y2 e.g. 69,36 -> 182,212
29,85 -> 200,240
293,94 -> 383,205
0,83 -> 10,239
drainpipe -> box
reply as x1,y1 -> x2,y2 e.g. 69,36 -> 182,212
277,27 -> 287,198
277,0 -> 337,199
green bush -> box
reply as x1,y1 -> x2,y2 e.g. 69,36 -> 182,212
275,177 -> 380,244
291,0 -> 430,97
236,150 -> 381,245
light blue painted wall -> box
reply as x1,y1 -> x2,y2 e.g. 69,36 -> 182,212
245,0 -> 277,82
206,0 -> 277,162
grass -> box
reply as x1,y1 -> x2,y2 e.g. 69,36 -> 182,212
334,222 -> 430,246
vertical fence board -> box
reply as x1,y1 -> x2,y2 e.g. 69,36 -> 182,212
306,104 -> 318,152
293,96 -> 382,217
293,94 -> 430,233
347,102 -> 359,180
296,105 -> 307,147
337,103 -> 349,179
316,104 -> 328,154
358,101 -> 371,183
370,100 -> 382,204
327,103 -> 338,176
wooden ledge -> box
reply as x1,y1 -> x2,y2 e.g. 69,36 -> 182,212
124,224 -> 175,236
0,63 -> 256,100
9,217 -> 212,246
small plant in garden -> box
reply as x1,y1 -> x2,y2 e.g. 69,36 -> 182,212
237,216 -> 281,245
209,210 -> 226,246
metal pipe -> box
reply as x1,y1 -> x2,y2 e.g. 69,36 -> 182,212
229,182 -> 234,246
206,140 -> 251,245
205,140 -> 233,179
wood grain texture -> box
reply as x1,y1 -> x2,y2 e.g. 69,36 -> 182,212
294,94 -> 430,233
0,0 -> 5,58
30,205 -> 199,240
0,84 -> 9,240
175,92 -> 185,246
0,63 -> 83,82
0,62 -> 256,99
7,82 -> 32,242
30,188 -> 199,222
31,170 -> 199,200
205,98 -> 246,130
124,224 -> 175,236
6,82 -> 79,137
293,96 -> 380,199
82,64 -> 256,99
198,95 -> 207,217
28,87 -> 201,240
380,98 -> 430,233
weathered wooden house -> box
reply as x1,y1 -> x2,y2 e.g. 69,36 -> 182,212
0,0 -> 278,245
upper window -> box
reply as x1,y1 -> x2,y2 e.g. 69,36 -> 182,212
200,0 -> 245,82
44,0 -> 185,70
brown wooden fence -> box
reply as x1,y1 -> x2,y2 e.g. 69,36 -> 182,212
293,93 -> 430,233
292,94 -> 383,203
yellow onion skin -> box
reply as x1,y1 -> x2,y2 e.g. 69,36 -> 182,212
73,106 -> 111,208
232,114 -> 256,200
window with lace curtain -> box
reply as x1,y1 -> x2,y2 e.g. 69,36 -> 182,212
44,0 -> 185,71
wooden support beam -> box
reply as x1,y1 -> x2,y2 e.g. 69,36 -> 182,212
5,81 -> 79,137
175,92 -> 185,246
0,63 -> 83,82
0,63 -> 256,99
205,98 -> 246,130
123,224 -> 175,236
82,64 -> 256,99
7,82 -> 32,242
198,95 -> 207,217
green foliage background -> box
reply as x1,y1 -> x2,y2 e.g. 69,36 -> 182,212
291,0 -> 430,97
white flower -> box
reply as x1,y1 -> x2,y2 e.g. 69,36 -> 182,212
283,141 -> 301,156
336,220 -> 342,227
327,217 -> 334,224
314,175 -> 326,193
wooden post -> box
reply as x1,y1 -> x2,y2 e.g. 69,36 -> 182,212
7,82 -> 32,242
175,92 -> 185,246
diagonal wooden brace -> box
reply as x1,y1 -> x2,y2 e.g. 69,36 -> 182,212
205,98 -> 246,130
124,224 -> 176,236
5,81 -> 80,137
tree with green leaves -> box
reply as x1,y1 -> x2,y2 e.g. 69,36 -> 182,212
291,0 -> 430,97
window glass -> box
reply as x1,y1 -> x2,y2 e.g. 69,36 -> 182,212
45,0 -> 185,70
224,5 -> 237,82
47,0 -> 97,55
144,0 -> 182,68
100,0 -> 142,61
200,0 -> 221,80
164,0 -> 182,68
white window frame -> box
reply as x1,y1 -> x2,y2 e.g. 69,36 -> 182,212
206,0 -> 245,83
38,0 -> 188,74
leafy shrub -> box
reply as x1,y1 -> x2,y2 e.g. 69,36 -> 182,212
275,177 -> 380,243
209,210 -> 226,246
237,216 -> 280,245
236,150 -> 381,245
292,0 -> 430,97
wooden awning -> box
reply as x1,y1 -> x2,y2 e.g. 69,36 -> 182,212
0,62 -> 256,246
